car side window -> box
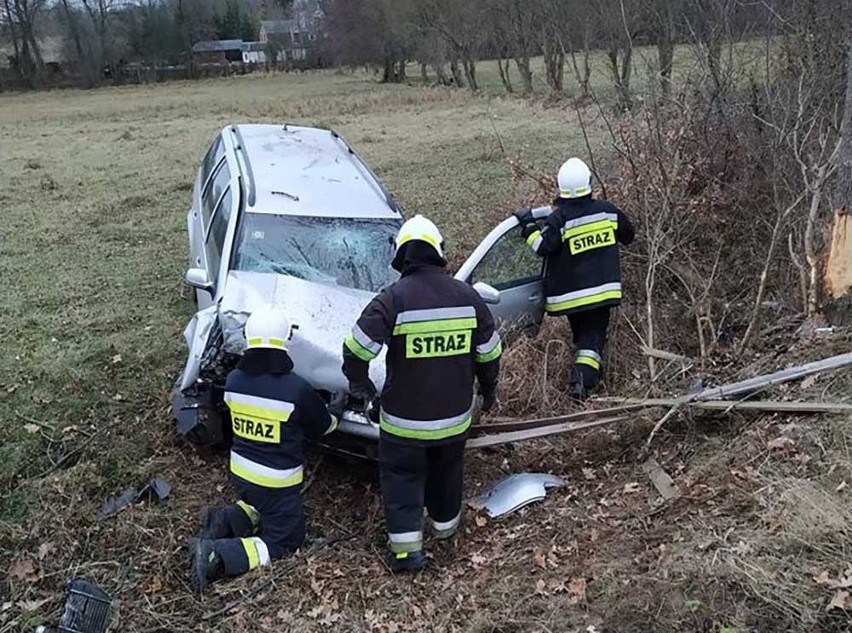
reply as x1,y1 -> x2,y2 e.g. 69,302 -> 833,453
469,226 -> 543,290
205,187 -> 233,282
201,136 -> 224,189
201,161 -> 231,235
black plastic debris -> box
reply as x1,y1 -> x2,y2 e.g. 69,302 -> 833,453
35,578 -> 112,633
98,476 -> 171,520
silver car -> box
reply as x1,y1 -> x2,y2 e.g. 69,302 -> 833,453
172,124 -> 550,453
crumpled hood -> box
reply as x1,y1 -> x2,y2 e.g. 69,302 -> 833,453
219,271 -> 387,393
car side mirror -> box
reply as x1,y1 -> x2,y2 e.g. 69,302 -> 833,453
473,282 -> 501,305
185,268 -> 213,292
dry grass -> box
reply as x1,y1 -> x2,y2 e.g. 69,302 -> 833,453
1,66 -> 851,633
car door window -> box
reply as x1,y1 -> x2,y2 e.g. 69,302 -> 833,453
201,160 -> 231,235
468,226 -> 543,290
201,136 -> 225,189
205,186 -> 233,282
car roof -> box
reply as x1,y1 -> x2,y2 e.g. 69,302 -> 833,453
229,124 -> 402,220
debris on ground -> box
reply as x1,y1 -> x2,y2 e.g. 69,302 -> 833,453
35,578 -> 112,633
98,476 -> 171,520
471,473 -> 565,518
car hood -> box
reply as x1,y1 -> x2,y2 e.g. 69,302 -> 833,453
218,271 -> 387,393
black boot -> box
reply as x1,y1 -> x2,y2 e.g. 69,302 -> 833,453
569,381 -> 589,403
190,538 -> 225,594
388,550 -> 428,573
198,507 -> 232,540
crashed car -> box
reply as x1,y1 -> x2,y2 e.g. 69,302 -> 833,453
172,123 -> 550,451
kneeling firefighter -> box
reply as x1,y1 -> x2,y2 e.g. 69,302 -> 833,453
190,307 -> 339,593
342,215 -> 502,572
516,158 -> 635,401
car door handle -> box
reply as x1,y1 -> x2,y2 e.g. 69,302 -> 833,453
529,293 -> 542,303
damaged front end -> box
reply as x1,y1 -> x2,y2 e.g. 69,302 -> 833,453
171,306 -> 236,448
171,273 -> 386,450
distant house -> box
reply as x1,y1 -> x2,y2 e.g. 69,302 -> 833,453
242,42 -> 267,64
191,40 -> 245,64
259,0 -> 324,64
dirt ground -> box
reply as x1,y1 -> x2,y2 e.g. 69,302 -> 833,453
1,65 -> 851,632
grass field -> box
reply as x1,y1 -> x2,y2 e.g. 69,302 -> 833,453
1,44 -> 850,633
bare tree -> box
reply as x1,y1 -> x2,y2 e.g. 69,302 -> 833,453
416,0 -> 485,91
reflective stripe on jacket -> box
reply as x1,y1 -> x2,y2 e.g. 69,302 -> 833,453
526,197 -> 634,315
225,351 -> 336,488
343,265 -> 501,444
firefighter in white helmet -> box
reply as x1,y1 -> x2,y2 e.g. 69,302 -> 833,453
189,306 -> 340,593
342,215 -> 502,572
516,158 -> 635,401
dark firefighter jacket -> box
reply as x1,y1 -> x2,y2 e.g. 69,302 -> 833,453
225,349 -> 337,489
342,242 -> 502,444
525,196 -> 635,315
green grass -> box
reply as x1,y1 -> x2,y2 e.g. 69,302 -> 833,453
0,70 -> 602,505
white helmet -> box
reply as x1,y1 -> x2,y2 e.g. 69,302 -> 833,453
395,214 -> 444,258
557,158 -> 592,199
244,306 -> 291,350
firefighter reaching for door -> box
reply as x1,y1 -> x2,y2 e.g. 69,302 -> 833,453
189,306 -> 340,593
342,215 -> 502,572
516,157 -> 635,402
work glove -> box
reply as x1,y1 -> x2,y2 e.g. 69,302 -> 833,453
513,207 -> 534,229
366,397 -> 381,424
480,390 -> 497,414
349,378 -> 377,403
328,391 -> 346,420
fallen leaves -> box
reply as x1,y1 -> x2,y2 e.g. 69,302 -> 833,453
813,568 -> 852,611
828,591 -> 850,612
623,482 -> 642,494
767,436 -> 795,451
567,577 -> 587,604
9,558 -> 38,583
36,542 -> 56,561
23,423 -> 40,434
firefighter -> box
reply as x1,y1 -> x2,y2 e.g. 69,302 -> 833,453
342,215 -> 502,572
190,306 -> 339,593
516,157 -> 634,402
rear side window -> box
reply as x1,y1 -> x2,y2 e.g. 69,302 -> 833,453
201,161 -> 231,233
205,187 -> 233,280
201,136 -> 224,187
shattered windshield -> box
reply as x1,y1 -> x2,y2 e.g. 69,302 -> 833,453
233,213 -> 401,293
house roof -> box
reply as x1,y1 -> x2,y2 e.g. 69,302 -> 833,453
191,39 -> 244,53
242,41 -> 266,52
261,20 -> 297,34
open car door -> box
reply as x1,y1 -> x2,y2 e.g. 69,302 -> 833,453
455,206 -> 552,333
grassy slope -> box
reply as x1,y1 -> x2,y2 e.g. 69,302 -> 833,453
1,43 -> 849,633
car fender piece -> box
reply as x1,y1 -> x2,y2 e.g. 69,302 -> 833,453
472,473 -> 565,518
178,305 -> 219,392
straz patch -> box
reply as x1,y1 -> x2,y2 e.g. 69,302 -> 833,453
232,415 -> 281,444
406,330 -> 472,359
569,227 -> 615,255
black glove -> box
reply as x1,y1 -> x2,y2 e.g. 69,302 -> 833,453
328,391 -> 346,419
366,397 -> 381,423
349,378 -> 377,403
513,207 -> 534,228
480,390 -> 497,413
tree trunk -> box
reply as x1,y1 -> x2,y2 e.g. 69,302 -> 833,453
433,62 -> 448,85
381,55 -> 393,83
513,53 -> 533,93
420,62 -> 428,84
449,57 -> 464,88
461,53 -> 477,91
825,39 -> 852,321
497,56 -> 513,93
3,0 -> 23,81
658,34 -> 674,96
60,0 -> 90,87
396,59 -> 406,83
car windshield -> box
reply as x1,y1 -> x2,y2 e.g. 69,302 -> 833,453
233,213 -> 401,293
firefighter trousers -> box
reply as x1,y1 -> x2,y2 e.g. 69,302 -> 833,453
379,434 -> 466,554
567,306 -> 611,392
209,482 -> 305,576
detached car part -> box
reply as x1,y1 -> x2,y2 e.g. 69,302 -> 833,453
35,578 -> 112,633
473,473 -> 565,518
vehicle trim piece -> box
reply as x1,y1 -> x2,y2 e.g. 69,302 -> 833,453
473,473 -> 566,518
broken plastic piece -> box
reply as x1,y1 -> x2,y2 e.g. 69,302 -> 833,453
37,578 -> 112,633
98,477 -> 171,520
473,473 -> 565,518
